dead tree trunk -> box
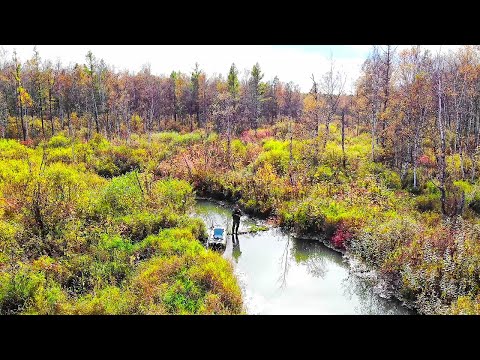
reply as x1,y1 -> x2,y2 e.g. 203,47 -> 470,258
437,68 -> 447,216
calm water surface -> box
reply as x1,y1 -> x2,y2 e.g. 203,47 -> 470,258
194,200 -> 413,315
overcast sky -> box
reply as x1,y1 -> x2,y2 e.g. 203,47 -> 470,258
1,45 -> 463,93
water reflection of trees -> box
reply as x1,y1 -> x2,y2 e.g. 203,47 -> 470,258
341,271 -> 413,315
285,236 -> 413,314
278,234 -> 291,289
290,237 -> 347,279
277,235 -> 347,288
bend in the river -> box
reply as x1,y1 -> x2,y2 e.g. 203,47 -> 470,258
194,199 -> 414,315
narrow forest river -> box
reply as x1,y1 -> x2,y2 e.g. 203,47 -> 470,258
194,199 -> 414,315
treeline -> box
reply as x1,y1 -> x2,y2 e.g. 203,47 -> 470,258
3,45 -> 480,218
354,45 -> 480,216
0,48 -> 302,141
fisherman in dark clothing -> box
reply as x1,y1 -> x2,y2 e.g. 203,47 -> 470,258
232,205 -> 242,235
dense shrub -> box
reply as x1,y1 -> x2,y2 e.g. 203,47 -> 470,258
350,216 -> 419,269
0,266 -> 46,314
115,212 -> 204,242
0,135 -> 243,314
148,179 -> 195,214
415,194 -> 441,212
0,139 -> 31,159
96,172 -> 144,217
94,146 -> 142,178
47,134 -> 71,148
331,223 -> 353,250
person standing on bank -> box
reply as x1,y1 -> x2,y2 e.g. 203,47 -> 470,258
232,205 -> 242,235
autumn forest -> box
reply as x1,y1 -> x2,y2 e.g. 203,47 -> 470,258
2,45 -> 480,314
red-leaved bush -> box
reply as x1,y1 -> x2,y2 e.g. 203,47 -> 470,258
331,224 -> 353,250
20,139 -> 34,147
240,129 -> 272,143
418,154 -> 435,168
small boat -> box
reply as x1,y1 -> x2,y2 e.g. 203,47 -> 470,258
207,227 -> 227,248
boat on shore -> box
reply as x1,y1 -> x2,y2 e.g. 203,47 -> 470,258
207,227 -> 227,248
